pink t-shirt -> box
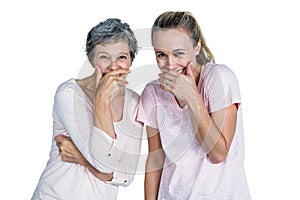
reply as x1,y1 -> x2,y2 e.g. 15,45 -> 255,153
137,63 -> 251,199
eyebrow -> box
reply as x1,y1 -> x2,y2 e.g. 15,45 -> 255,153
155,49 -> 186,53
97,51 -> 130,55
173,49 -> 186,52
118,52 -> 130,55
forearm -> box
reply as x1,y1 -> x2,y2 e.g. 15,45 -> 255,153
94,101 -> 116,139
82,159 -> 113,182
144,157 -> 164,200
187,91 -> 228,163
145,170 -> 163,200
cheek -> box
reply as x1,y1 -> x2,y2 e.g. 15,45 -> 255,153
183,54 -> 196,64
156,58 -> 166,67
95,62 -> 109,71
120,61 -> 132,69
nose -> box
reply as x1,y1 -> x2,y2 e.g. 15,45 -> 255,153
166,56 -> 177,70
107,59 -> 120,70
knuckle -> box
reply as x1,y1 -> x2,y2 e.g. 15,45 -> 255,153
54,135 -> 61,142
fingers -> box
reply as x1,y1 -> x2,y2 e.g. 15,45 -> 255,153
158,68 -> 177,88
158,61 -> 195,94
97,69 -> 129,92
113,75 -> 129,86
101,69 -> 130,83
158,78 -> 173,93
105,68 -> 131,76
158,67 -> 179,89
158,72 -> 175,81
57,138 -> 78,162
54,134 -> 62,142
94,65 -> 103,87
54,134 -> 68,142
55,135 -> 63,149
54,134 -> 82,164
59,150 -> 76,163
186,61 -> 195,80
55,134 -> 73,154
160,67 -> 179,77
54,135 -> 71,145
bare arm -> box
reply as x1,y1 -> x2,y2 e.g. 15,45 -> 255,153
187,92 -> 237,163
55,135 -> 113,182
94,68 -> 130,138
159,65 -> 238,164
145,126 -> 165,200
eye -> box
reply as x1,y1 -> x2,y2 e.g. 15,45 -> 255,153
174,51 -> 185,57
119,55 -> 128,60
99,55 -> 108,60
156,52 -> 167,59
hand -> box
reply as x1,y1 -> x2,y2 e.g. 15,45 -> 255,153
54,134 -> 87,166
94,65 -> 130,103
55,135 -> 114,181
158,62 -> 198,103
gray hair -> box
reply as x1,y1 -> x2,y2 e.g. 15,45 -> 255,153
86,18 -> 138,62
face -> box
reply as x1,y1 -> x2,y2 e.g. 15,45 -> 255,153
92,41 -> 132,75
152,28 -> 200,73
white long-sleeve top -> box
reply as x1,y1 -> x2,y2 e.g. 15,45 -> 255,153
32,78 -> 143,200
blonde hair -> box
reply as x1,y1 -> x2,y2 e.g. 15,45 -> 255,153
152,11 -> 215,64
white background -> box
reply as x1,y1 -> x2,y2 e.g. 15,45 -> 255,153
1,0 -> 299,199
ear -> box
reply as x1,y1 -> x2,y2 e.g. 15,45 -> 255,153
195,40 -> 201,55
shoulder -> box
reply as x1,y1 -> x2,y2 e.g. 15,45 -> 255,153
56,78 -> 77,94
142,80 -> 161,94
125,87 -> 140,103
200,63 -> 240,89
203,63 -> 238,80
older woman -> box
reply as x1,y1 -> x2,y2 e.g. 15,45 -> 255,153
32,18 -> 143,200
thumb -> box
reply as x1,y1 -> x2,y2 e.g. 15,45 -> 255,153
54,134 -> 71,142
186,61 -> 195,80
54,134 -> 63,142
94,65 -> 102,86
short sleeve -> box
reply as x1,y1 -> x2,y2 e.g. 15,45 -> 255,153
136,83 -> 158,129
204,64 -> 241,113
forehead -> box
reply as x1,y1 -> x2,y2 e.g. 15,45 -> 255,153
152,28 -> 193,50
94,41 -> 130,54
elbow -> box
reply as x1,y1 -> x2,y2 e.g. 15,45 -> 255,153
208,152 -> 228,164
146,153 -> 165,172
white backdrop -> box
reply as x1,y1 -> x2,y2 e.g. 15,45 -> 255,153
1,0 -> 299,199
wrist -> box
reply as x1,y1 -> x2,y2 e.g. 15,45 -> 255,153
186,87 -> 199,106
97,172 -> 113,182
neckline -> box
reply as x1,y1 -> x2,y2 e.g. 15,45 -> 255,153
71,78 -> 127,123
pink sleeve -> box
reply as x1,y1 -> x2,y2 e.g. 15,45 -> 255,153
136,84 -> 158,129
205,65 -> 241,113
